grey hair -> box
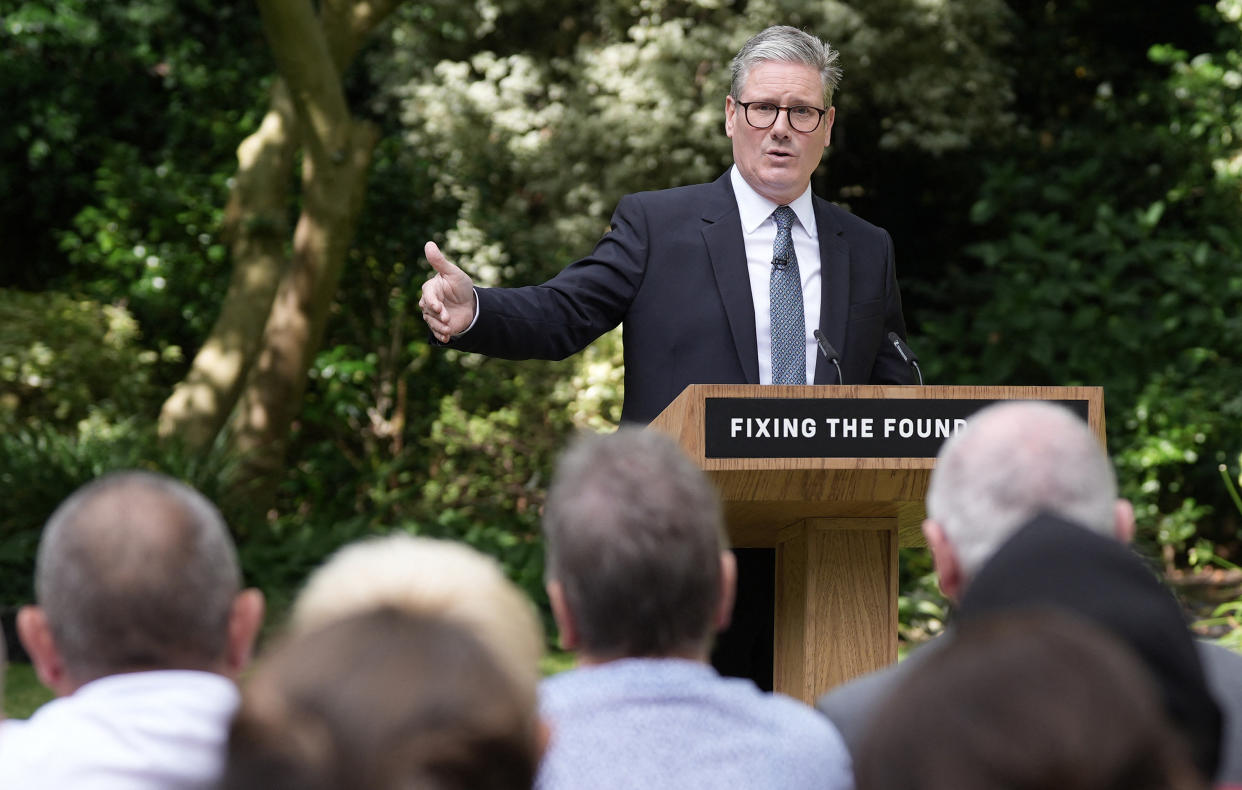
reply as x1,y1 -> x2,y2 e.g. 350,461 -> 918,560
730,25 -> 843,106
36,470 -> 242,681
542,428 -> 727,658
926,401 -> 1119,579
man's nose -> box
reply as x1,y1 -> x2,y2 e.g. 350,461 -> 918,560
769,109 -> 794,137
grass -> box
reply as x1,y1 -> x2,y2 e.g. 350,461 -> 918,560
4,663 -> 52,719
540,648 -> 575,676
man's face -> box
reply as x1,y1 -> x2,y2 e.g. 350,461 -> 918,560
725,60 -> 835,205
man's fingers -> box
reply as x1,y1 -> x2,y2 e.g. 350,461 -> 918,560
418,291 -> 442,315
422,308 -> 449,334
424,241 -> 463,279
421,240 -> 474,339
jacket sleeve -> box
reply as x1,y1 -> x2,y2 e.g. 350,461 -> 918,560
445,193 -> 649,361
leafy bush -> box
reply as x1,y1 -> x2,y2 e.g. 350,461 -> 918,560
0,417 -> 251,607
916,9 -> 1242,568
0,289 -> 170,430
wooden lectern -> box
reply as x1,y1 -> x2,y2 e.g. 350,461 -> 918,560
650,384 -> 1105,703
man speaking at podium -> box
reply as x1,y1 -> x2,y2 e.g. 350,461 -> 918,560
419,25 -> 913,687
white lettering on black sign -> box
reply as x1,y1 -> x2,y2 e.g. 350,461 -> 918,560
704,398 -> 1090,459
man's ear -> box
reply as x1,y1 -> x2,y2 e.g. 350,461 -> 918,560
223,588 -> 265,678
822,105 -> 836,148
922,519 -> 965,602
17,606 -> 74,697
546,580 -> 578,651
724,94 -> 738,138
535,717 -> 553,760
1113,499 -> 1135,544
714,550 -> 737,633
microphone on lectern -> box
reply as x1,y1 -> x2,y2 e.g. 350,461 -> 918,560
887,331 -> 924,385
813,329 -> 844,385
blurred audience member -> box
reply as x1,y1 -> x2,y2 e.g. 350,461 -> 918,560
535,428 -> 852,790
954,511 -> 1222,781
221,607 -> 541,790
289,533 -> 543,706
0,471 -> 265,788
855,610 -> 1207,790
816,401 -> 1232,782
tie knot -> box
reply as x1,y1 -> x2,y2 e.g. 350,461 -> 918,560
773,205 -> 796,232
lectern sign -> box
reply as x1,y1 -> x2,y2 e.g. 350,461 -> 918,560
703,397 -> 1091,459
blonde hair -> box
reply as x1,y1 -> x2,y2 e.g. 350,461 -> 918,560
291,534 -> 543,703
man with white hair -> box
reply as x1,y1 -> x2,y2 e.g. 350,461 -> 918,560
815,400 -> 1241,785
0,471 -> 265,788
920,399 -> 1132,601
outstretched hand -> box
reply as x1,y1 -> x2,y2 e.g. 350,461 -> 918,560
418,241 -> 477,343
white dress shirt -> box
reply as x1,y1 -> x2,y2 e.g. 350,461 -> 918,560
730,166 -> 822,385
0,670 -> 240,789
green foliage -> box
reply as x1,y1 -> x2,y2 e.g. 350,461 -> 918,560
0,417 -> 251,607
916,2 -> 1242,567
3,664 -> 53,719
1,0 -> 269,355
897,547 -> 948,645
5,0 -> 1240,645
0,289 -> 169,430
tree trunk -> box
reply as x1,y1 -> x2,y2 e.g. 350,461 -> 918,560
157,0 -> 401,499
222,0 -> 390,502
228,119 -> 378,493
156,81 -> 297,451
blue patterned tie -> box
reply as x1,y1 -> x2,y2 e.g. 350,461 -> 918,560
770,205 -> 805,385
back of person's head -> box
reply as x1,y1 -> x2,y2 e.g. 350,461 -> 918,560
28,470 -> 247,684
221,607 -> 540,790
731,26 -> 843,105
926,401 -> 1120,578
855,610 -> 1207,790
953,513 -> 1223,780
542,428 -> 728,660
289,533 -> 543,703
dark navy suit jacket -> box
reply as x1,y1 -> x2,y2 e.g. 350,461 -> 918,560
449,171 -> 912,423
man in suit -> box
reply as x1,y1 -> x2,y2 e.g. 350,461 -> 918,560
418,24 -> 912,423
815,400 -> 1239,786
419,24 -> 913,688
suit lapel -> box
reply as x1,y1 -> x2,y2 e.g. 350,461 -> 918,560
701,174 -> 760,384
813,198 -> 850,385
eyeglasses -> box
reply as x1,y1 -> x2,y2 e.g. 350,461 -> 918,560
735,101 -> 828,133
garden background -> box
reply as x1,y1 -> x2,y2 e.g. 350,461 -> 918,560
3,0 -> 1241,712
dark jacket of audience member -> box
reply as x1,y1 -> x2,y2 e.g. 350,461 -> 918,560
855,610 -> 1207,790
954,512 -> 1222,780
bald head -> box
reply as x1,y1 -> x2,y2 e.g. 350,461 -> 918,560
33,471 -> 244,683
925,401 -> 1123,582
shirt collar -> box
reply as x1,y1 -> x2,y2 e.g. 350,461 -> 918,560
730,165 -> 817,237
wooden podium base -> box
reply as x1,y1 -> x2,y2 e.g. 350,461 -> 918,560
650,384 -> 1105,706
774,518 -> 898,703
